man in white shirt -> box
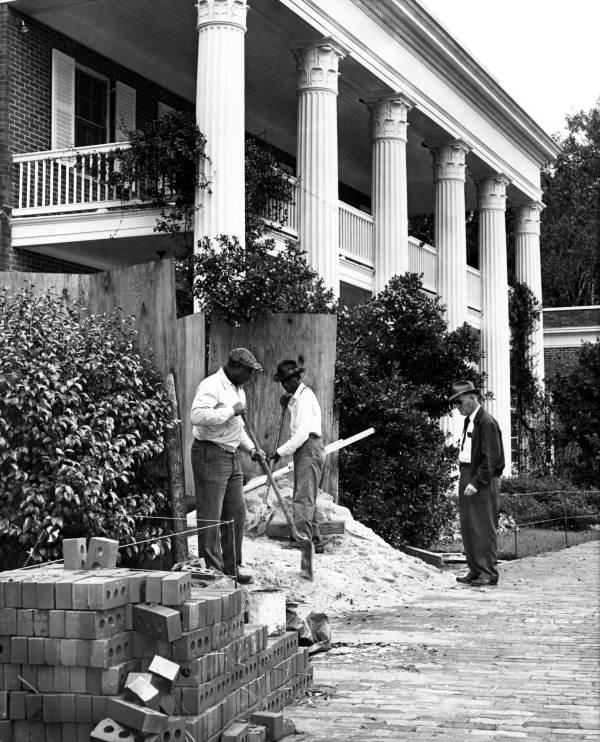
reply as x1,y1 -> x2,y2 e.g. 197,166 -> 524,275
190,347 -> 264,584
269,360 -> 326,552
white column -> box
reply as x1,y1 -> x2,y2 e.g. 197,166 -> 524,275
431,141 -> 470,330
367,95 -> 412,294
195,0 -> 247,247
479,175 -> 512,474
515,201 -> 545,384
294,40 -> 346,297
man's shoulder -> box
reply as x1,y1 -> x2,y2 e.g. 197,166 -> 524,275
196,368 -> 224,390
475,407 -> 500,429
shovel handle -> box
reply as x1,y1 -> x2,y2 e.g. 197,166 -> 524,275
241,413 -> 305,543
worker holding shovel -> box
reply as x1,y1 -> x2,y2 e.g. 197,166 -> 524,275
269,360 -> 326,554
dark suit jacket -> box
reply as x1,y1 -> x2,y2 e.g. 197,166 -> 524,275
470,406 -> 505,490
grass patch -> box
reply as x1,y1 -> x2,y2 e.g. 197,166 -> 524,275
433,528 -> 600,560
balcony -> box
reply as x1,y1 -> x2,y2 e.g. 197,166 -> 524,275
12,144 -> 482,314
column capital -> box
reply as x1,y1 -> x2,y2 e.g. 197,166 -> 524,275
362,93 -> 414,142
196,0 -> 248,31
515,201 -> 545,234
428,140 -> 470,182
291,38 -> 347,94
477,175 -> 510,211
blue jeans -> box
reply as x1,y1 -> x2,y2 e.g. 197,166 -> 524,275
191,440 -> 245,575
293,436 -> 326,542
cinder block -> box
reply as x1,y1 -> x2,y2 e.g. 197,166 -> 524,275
132,631 -> 170,659
124,574 -> 146,604
170,625 -> 212,661
70,666 -> 87,693
180,683 -> 218,715
48,609 -> 66,638
36,576 -> 59,610
132,603 -> 183,643
0,720 -> 13,742
176,656 -> 209,686
59,693 -> 77,723
65,606 -> 127,639
203,595 -> 223,625
86,659 -> 141,696
222,721 -> 250,741
89,631 -> 133,668
54,574 -> 88,610
125,674 -> 160,709
11,636 -> 28,664
43,694 -> 61,723
161,572 -> 192,606
144,571 -> 173,604
148,655 -> 180,687
53,665 -> 71,692
25,692 -> 43,722
0,608 -> 17,635
179,598 -> 208,631
106,697 -> 169,734
75,693 -> 93,723
201,703 -> 222,739
16,608 -> 35,636
85,538 -> 119,570
45,723 -> 62,742
43,637 -> 62,665
91,694 -> 109,723
0,690 -> 8,720
90,717 -> 137,741
33,609 -> 49,637
2,573 -> 27,608
12,721 -> 29,742
59,637 -> 89,666
72,576 -> 128,611
248,724 -> 267,742
8,691 -> 27,719
158,692 -> 176,715
63,538 -> 88,570
36,666 -> 54,692
26,637 -> 44,665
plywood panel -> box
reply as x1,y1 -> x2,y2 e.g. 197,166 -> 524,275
208,314 -> 338,496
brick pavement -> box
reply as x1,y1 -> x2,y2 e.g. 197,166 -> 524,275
285,541 -> 600,741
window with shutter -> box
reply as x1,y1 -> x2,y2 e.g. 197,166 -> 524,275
115,82 -> 136,141
51,49 -> 75,150
75,68 -> 108,146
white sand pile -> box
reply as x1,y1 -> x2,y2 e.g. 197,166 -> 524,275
188,476 -> 454,618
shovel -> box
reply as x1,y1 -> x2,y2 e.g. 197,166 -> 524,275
241,413 -> 314,581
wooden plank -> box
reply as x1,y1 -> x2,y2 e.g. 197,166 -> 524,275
401,545 -> 445,569
265,520 -> 346,540
165,373 -> 189,564
208,313 -> 338,497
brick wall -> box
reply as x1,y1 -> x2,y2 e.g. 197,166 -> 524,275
544,346 -> 581,379
1,6 -> 191,273
544,307 -> 600,328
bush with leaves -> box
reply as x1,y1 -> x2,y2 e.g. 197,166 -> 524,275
192,236 -> 336,324
0,286 -> 175,570
548,341 -> 600,486
335,273 -> 484,548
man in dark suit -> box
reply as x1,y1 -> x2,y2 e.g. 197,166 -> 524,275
450,380 -> 505,587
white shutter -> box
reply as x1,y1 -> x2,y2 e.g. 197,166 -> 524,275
115,81 -> 136,141
157,101 -> 175,118
51,49 -> 75,150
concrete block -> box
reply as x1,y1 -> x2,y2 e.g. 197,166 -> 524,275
176,656 -> 209,686
48,609 -> 66,638
248,724 -> 267,742
179,598 -> 208,631
90,717 -> 137,741
69,666 -> 87,692
170,626 -> 212,661
59,637 -> 89,666
86,660 -> 141,696
65,606 -> 127,639
0,608 -> 17,635
89,631 -> 134,668
125,674 -> 160,709
15,608 -> 34,636
0,720 -> 13,742
201,703 -> 223,739
106,697 -> 169,734
73,576 -> 128,611
8,691 -> 27,719
11,722 -> 28,742
36,576 -> 59,610
161,572 -> 192,605
42,694 -> 61,723
61,722 -> 78,741
144,571 -> 173,604
45,723 -> 62,742
25,692 -> 43,722
222,721 -> 250,741
203,595 -> 223,625
10,636 -> 28,664
25,636 -> 43,665
36,666 -> 54,692
43,637 -> 62,665
53,665 -> 71,692
158,692 -> 177,715
180,682 -> 219,715
59,693 -> 77,723
75,693 -> 93,723
282,632 -> 298,659
124,573 -> 146,603
132,603 -> 183,643
63,538 -> 88,570
0,690 -> 7,720
132,631 -> 170,658
2,573 -> 27,608
32,609 -> 49,637
148,655 -> 180,686
85,538 -> 119,570
20,576 -> 39,609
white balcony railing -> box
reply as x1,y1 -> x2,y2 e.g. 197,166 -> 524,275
467,265 -> 482,311
338,202 -> 374,265
12,142 -> 140,217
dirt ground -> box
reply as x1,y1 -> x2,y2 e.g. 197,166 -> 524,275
187,476 -> 454,618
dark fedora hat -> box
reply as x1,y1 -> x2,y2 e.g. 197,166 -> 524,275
272,359 -> 305,382
449,379 -> 479,402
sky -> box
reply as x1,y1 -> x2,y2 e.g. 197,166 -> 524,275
420,0 -> 599,138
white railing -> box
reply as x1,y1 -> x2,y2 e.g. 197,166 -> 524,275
338,202 -> 374,265
408,236 -> 437,291
13,142 -> 138,216
467,266 -> 482,311
263,174 -> 298,236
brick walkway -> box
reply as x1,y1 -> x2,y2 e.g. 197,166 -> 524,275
285,541 -> 600,741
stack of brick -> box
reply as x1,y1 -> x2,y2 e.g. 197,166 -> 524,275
0,557 -> 312,741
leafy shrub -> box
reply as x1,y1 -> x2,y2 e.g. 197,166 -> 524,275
500,474 -> 599,531
192,236 -> 336,325
0,286 -> 175,570
335,273 -> 485,548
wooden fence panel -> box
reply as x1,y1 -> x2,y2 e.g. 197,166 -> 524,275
208,314 -> 338,497
175,312 -> 206,509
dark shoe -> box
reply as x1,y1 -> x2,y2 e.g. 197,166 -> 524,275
470,576 -> 498,587
314,542 -> 325,555
456,572 -> 479,584
234,570 -> 254,585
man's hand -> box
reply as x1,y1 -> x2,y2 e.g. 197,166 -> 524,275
232,401 -> 247,416
464,483 -> 478,497
279,394 -> 291,408
250,448 -> 266,463
268,451 -> 281,464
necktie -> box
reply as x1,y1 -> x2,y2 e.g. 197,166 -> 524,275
460,416 -> 470,451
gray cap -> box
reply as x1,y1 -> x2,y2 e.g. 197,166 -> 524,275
229,347 -> 263,371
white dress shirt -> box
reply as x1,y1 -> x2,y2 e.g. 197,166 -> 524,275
277,383 -> 322,458
190,368 -> 254,453
458,404 -> 480,464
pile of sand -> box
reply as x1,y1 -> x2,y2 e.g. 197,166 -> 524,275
187,476 -> 454,618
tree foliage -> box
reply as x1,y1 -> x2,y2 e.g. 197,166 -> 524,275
541,109 -> 600,306
0,287 -> 175,569
548,341 -> 600,486
335,273 -> 484,548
